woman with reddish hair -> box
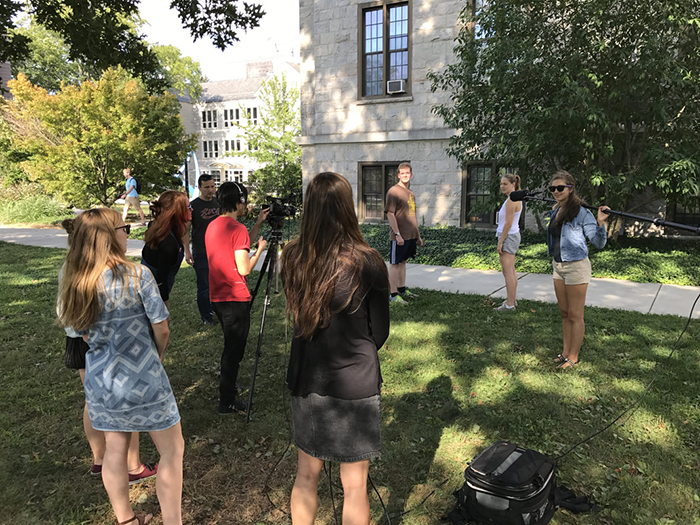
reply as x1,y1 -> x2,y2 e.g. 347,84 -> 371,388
141,191 -> 192,309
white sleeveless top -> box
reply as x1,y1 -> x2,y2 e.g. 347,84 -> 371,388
496,198 -> 522,235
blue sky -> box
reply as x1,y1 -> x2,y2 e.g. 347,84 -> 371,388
139,0 -> 300,81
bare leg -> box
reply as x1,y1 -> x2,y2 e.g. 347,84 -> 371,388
137,204 -> 146,224
103,432 -> 151,524
291,449 -> 324,524
499,252 -> 517,306
562,283 -> 587,366
339,460 -> 370,525
148,422 -> 185,525
122,202 -> 130,222
553,279 -> 570,357
398,261 -> 407,289
388,264 -> 400,294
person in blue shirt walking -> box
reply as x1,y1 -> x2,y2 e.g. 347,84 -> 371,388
121,167 -> 147,225
547,171 -> 610,370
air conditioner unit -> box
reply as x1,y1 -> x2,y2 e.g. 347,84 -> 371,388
387,79 -> 407,94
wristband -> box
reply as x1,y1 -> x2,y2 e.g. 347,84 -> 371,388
395,232 -> 402,237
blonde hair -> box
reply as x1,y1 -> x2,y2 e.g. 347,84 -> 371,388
502,172 -> 521,190
57,208 -> 142,331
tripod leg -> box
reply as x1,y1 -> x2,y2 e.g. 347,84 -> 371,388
246,240 -> 278,423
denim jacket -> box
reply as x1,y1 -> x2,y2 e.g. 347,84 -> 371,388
548,207 -> 607,262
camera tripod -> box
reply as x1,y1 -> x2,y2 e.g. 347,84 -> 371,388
245,223 -> 284,423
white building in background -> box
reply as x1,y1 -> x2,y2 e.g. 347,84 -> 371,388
180,59 -> 300,188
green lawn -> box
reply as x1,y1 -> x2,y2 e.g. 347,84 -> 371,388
1,241 -> 699,524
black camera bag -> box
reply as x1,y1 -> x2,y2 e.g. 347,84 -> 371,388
449,441 -> 556,525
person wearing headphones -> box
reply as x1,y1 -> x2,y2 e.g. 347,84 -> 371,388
205,182 -> 268,414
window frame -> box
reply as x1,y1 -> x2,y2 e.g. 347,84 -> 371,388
357,0 -> 412,100
461,162 -> 497,227
357,162 -> 402,222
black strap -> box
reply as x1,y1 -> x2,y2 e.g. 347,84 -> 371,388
555,485 -> 599,514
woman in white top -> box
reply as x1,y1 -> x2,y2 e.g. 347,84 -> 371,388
495,173 -> 523,311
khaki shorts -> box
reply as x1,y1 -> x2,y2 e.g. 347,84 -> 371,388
552,257 -> 591,285
124,196 -> 141,208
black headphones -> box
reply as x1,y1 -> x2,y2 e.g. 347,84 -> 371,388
232,182 -> 246,204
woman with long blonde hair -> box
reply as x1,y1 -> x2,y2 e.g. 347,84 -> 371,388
282,172 -> 390,524
57,208 -> 184,525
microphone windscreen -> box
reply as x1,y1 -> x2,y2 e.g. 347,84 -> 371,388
510,190 -> 529,202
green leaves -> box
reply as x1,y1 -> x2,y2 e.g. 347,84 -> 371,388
2,68 -> 196,206
430,0 -> 700,212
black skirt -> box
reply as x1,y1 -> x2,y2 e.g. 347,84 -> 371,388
291,393 -> 381,462
64,336 -> 89,370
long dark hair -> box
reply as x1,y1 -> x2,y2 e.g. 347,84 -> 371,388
281,172 -> 387,340
145,190 -> 189,249
551,171 -> 584,227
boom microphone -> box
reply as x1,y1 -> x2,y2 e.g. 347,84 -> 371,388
509,189 -> 541,201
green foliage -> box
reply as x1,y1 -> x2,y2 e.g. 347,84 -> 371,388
151,44 -> 207,101
1,68 -> 197,207
0,194 -> 70,224
9,17 -> 101,93
1,242 -> 699,524
233,73 -> 302,205
429,0 -> 700,213
1,0 -> 264,93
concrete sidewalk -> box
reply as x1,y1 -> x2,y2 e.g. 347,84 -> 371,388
2,226 -> 699,319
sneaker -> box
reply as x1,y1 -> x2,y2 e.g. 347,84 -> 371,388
202,318 -> 218,325
494,300 -> 516,312
399,289 -> 419,300
389,295 -> 407,305
90,464 -> 102,476
218,398 -> 249,414
129,463 -> 158,485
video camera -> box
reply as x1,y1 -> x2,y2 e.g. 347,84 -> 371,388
264,195 -> 297,230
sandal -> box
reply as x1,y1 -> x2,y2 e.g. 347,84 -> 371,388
553,354 -> 565,363
556,357 -> 578,370
116,514 -> 152,525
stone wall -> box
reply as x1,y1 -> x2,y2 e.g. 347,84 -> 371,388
299,0 -> 465,226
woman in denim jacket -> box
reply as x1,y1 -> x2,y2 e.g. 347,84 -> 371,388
547,171 -> 610,370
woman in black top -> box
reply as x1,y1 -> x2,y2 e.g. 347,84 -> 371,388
281,172 -> 390,525
141,191 -> 191,310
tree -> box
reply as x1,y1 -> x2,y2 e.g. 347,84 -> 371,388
1,68 -> 197,206
233,73 -> 302,205
429,0 -> 700,217
9,18 -> 101,93
1,0 -> 264,93
10,18 -> 207,100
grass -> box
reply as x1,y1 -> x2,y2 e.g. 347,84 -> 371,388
1,241 -> 700,524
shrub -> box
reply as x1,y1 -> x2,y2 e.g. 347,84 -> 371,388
0,194 -> 71,224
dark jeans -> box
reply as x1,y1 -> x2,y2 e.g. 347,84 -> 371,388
141,249 -> 184,300
213,301 -> 251,404
193,252 -> 214,321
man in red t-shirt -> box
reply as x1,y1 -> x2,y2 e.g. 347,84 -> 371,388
205,182 -> 267,414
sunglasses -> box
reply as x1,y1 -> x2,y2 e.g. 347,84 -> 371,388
549,185 -> 572,193
115,224 -> 131,235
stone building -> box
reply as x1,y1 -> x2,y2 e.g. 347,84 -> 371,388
180,59 -> 300,188
0,61 -> 12,99
299,0 -> 474,227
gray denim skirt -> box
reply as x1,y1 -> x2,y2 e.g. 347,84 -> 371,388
291,393 -> 381,462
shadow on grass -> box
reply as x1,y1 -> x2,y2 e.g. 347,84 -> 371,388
1,242 -> 699,525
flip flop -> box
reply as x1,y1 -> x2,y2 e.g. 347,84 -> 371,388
556,357 -> 579,370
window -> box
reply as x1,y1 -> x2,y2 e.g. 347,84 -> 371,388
360,2 -> 410,98
464,164 -> 496,225
235,108 -> 240,125
472,0 -> 488,40
359,163 -> 400,220
224,109 -> 234,127
212,170 -> 221,186
201,110 -> 218,129
246,107 -> 258,125
203,140 -> 219,159
236,140 -> 241,151
225,169 -> 243,183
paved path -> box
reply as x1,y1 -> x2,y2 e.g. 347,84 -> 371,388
2,226 -> 699,319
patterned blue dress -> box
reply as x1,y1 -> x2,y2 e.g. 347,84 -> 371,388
83,264 -> 180,432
